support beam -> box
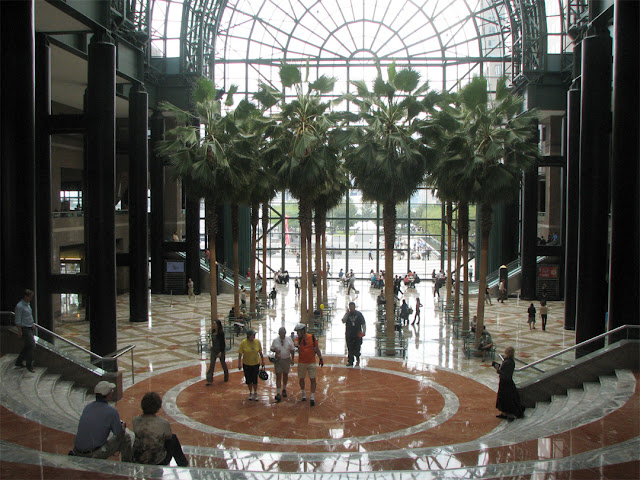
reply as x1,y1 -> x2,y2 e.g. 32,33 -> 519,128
0,0 -> 36,313
35,33 -> 53,340
575,29 -> 612,357
128,84 -> 149,322
85,32 -> 117,360
608,0 -> 640,340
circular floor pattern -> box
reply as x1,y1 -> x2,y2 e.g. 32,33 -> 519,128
163,365 -> 457,445
118,357 -> 501,458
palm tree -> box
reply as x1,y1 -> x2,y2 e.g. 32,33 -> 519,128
255,63 -> 344,324
313,164 -> 350,308
426,92 -> 474,329
157,78 -> 254,326
342,62 -> 435,339
248,168 -> 276,313
219,101 -> 269,318
455,77 -> 539,338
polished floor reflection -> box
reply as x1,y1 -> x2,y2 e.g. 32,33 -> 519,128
1,279 -> 638,479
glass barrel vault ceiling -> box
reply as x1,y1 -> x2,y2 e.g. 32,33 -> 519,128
146,0 -> 568,95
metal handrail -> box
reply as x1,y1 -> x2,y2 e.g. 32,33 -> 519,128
32,323 -> 136,383
34,323 -> 136,384
1,312 -> 136,384
516,324 -> 640,372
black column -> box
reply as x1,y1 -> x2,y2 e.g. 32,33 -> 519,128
608,0 -> 640,340
149,112 -> 165,294
520,167 -> 538,300
0,1 -> 36,313
86,32 -> 117,358
185,196 -> 200,295
128,84 -> 149,322
575,28 -> 612,357
35,33 -> 53,340
563,85 -> 581,330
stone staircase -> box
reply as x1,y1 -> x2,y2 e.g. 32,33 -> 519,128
0,352 -> 636,478
478,369 -> 636,447
0,354 -> 87,434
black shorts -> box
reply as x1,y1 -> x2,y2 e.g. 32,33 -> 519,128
243,364 -> 260,384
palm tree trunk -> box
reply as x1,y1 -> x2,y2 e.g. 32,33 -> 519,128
231,204 -> 240,318
262,203 -> 268,294
321,211 -> 328,304
475,202 -> 492,339
307,222 -> 314,319
299,199 -> 310,324
383,200 -> 396,341
446,202 -> 453,306
453,211 -> 461,320
205,198 -> 218,326
314,211 -> 322,316
460,203 -> 470,330
250,203 -> 258,313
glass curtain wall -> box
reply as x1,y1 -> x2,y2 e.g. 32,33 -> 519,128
142,0 -> 539,279
257,187 -> 476,279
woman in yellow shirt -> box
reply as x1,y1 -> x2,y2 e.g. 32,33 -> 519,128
237,329 -> 264,401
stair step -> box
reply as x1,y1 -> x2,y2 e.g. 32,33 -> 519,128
67,386 -> 89,418
0,356 -> 77,433
53,379 -> 79,420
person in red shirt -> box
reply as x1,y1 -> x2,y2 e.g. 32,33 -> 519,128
294,323 -> 323,406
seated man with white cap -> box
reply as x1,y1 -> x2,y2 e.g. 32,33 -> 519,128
71,380 -> 133,461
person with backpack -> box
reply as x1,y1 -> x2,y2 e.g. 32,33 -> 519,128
399,299 -> 410,327
294,323 -> 323,406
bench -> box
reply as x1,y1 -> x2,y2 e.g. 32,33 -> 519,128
375,336 -> 407,358
463,337 -> 496,360
197,333 -> 210,354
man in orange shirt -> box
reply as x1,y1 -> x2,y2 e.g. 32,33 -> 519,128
294,323 -> 323,406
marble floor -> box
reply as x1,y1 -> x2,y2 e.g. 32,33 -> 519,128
1,279 -> 638,479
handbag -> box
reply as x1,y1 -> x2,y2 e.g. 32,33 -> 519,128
268,355 -> 277,363
258,366 -> 269,381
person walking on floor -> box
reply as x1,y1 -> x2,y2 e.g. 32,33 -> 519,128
237,329 -> 264,401
270,326 -> 295,402
71,381 -> 133,461
399,299 -> 410,327
187,278 -> 194,299
498,280 -> 506,302
539,301 -> 548,331
294,323 -> 323,406
412,297 -> 423,326
341,302 -> 366,366
14,289 -> 36,372
346,273 -> 358,296
485,286 -> 492,305
527,303 -> 537,330
206,319 -> 229,385
132,392 -> 188,467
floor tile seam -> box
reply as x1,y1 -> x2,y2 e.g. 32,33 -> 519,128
3,435 -> 638,479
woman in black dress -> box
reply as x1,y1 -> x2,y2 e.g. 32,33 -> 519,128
494,346 -> 524,420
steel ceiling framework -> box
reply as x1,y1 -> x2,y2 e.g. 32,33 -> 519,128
121,1 -> 585,88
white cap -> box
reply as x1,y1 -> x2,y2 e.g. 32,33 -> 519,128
294,322 -> 306,331
94,381 -> 115,396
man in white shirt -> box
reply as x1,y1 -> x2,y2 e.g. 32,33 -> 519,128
14,289 -> 35,372
270,326 -> 295,402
